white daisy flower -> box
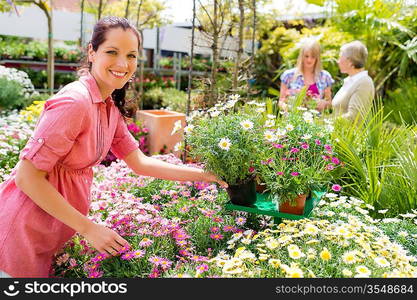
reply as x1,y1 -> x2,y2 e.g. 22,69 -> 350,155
285,124 -> 294,131
399,213 -> 416,218
267,114 -> 276,119
184,125 -> 194,134
171,120 -> 182,135
296,106 -> 308,111
218,138 -> 231,151
229,94 -> 241,102
211,110 -> 221,117
276,128 -> 287,138
264,130 -> 276,142
264,120 -> 275,128
240,120 -> 254,130
174,142 -> 184,152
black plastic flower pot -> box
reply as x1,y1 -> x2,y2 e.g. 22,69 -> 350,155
226,177 -> 257,207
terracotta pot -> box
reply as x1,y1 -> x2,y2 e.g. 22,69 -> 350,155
279,194 -> 308,215
136,110 -> 186,157
255,183 -> 267,193
226,177 -> 257,207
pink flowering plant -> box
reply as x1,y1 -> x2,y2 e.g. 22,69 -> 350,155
51,155 -> 249,278
257,112 -> 342,206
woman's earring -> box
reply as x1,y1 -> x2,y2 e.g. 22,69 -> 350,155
129,75 -> 136,83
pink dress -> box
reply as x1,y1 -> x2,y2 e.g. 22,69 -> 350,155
0,73 -> 138,278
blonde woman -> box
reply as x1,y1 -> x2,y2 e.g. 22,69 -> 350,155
279,38 -> 334,111
327,41 -> 375,122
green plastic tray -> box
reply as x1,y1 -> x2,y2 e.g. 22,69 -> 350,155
225,190 -> 326,222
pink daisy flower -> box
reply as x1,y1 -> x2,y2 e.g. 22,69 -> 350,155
139,238 -> 154,248
235,217 -> 246,226
196,264 -> 209,274
223,225 -> 236,232
210,233 -> 224,240
332,184 -> 342,192
210,226 -> 220,233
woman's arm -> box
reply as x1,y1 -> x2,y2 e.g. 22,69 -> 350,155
279,82 -> 289,110
124,149 -> 228,187
15,160 -> 129,255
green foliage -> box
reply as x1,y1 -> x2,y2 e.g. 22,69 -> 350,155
378,219 -> 417,256
324,0 -> 417,92
254,23 -> 353,94
330,100 -> 417,215
384,77 -> 417,125
0,77 -> 26,109
187,111 -> 263,185
141,87 -> 164,109
160,88 -> 188,113
141,87 -> 193,112
0,38 -> 81,62
257,111 -> 338,205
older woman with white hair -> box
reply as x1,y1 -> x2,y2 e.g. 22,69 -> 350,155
318,40 -> 375,122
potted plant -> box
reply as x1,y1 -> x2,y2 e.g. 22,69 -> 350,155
186,100 -> 263,206
257,111 -> 341,215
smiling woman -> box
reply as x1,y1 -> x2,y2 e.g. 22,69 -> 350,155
0,16 -> 226,278
82,17 -> 142,118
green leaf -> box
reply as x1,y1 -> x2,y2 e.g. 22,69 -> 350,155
305,0 -> 326,6
268,87 -> 280,97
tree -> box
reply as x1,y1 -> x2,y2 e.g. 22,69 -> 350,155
4,0 -> 55,95
306,0 -> 417,93
231,0 -> 244,91
196,0 -> 233,105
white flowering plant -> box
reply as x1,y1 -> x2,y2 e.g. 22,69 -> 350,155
187,111 -> 263,186
0,66 -> 38,110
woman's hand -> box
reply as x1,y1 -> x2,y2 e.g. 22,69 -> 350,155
81,222 -> 130,256
317,100 -> 331,112
203,171 -> 228,189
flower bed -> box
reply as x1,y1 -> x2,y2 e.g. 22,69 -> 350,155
50,156 -> 417,278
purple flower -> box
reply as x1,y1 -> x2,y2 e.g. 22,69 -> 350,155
322,155 -> 330,161
326,164 -> 335,171
88,270 -> 103,278
249,166 -> 255,173
223,225 -> 236,232
331,157 -> 340,165
210,233 -> 224,240
235,217 -> 246,225
91,253 -> 108,263
272,143 -> 284,149
315,139 -> 322,145
290,147 -> 300,153
196,264 -> 209,274
276,171 -> 284,176
301,143 -> 309,149
291,172 -> 300,176
332,184 -> 342,192
210,226 -> 220,233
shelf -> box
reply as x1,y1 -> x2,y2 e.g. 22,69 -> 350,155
225,190 -> 326,221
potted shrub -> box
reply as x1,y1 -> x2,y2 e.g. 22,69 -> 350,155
257,111 -> 341,215
187,100 -> 262,206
